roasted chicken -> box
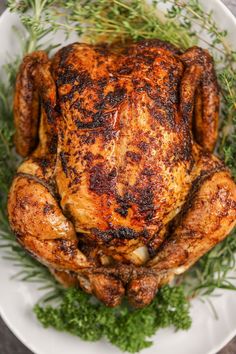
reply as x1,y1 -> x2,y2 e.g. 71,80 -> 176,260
8,40 -> 236,307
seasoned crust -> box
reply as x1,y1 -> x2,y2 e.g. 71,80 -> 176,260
52,41 -> 194,252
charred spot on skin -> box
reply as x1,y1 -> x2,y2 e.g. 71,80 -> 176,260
76,71 -> 93,91
182,137 -> 193,163
43,202 -> 53,214
83,152 -> 103,164
60,151 -> 69,177
68,178 -> 81,188
32,157 -> 50,175
102,125 -> 118,143
68,167 -> 81,188
48,133 -> 58,154
137,187 -> 155,221
137,39 -> 181,55
115,192 -> 134,217
94,86 -> 127,111
147,99 -> 176,129
91,227 -> 149,243
115,207 -> 128,217
147,242 -> 157,258
76,111 -> 108,130
203,70 -> 218,88
105,87 -> 126,107
97,59 -> 106,67
94,100 -> 106,111
142,168 -> 155,176
89,163 -> 117,195
57,44 -> 76,68
56,66 -> 78,86
58,239 -> 76,256
138,141 -> 149,152
108,168 -> 117,178
67,138 -> 72,146
182,102 -> 193,123
94,44 -> 109,56
138,54 -> 155,65
172,141 -> 193,166
80,133 -> 96,145
117,67 -> 133,75
60,88 -> 75,103
18,198 -> 29,210
97,78 -> 108,88
43,100 -> 55,124
145,210 -> 155,221
136,82 -> 152,93
60,71 -> 93,102
84,152 -> 95,163
126,151 -> 141,163
109,76 -> 118,83
54,102 -> 61,115
71,98 -> 88,113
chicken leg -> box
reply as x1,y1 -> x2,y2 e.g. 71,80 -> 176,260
8,174 -> 92,271
147,167 -> 236,282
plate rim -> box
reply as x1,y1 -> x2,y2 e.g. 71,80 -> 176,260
0,1 -> 236,354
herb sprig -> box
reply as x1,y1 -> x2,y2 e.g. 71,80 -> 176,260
35,285 -> 191,353
64,0 -> 197,48
1,0 -> 236,352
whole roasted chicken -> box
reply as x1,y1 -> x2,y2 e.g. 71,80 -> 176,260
8,40 -> 236,307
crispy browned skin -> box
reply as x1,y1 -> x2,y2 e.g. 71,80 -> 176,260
8,40 -> 236,308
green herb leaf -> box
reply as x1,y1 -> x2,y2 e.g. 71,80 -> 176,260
34,285 -> 191,353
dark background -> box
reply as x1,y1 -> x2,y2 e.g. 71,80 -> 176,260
0,0 -> 236,353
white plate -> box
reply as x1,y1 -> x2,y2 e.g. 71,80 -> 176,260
0,1 -> 236,354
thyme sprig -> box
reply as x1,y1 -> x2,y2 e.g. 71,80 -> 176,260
63,0 -> 196,48
218,67 -> 236,178
7,0 -> 61,53
165,0 -> 234,58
